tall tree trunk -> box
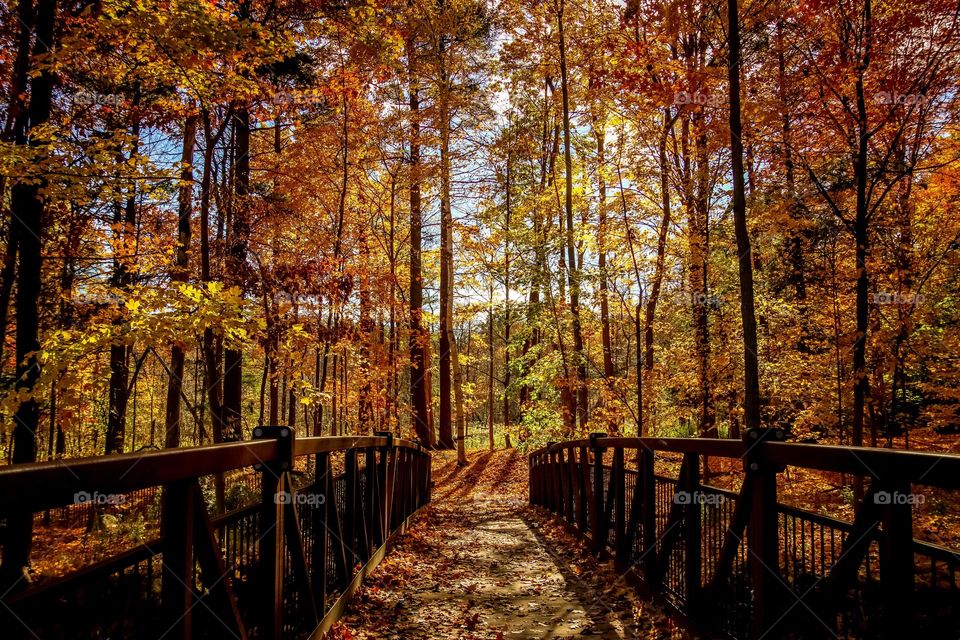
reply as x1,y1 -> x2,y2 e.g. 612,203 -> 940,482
3,0 -> 57,589
223,104 -> 249,442
488,281 -> 495,451
106,115 -> 141,455
851,0 -> 873,501
163,115 -> 196,448
594,125 -> 614,381
451,325 -> 467,464
407,31 -> 433,446
776,20 -> 806,306
0,0 -> 33,376
557,0 -> 587,431
200,112 -> 227,513
640,110 -> 675,436
359,232 -> 375,432
502,139 -> 512,445
387,171 -> 398,429
438,35 -> 463,459
727,0 -> 761,433
691,112 -> 714,439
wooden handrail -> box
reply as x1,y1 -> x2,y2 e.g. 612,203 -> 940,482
531,436 -> 960,488
0,439 -> 279,511
0,433 -> 433,640
528,431 -> 960,639
0,435 -> 426,513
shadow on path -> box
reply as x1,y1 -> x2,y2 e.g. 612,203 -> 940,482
336,450 -> 680,640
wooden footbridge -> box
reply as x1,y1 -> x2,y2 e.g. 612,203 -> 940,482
1,427 -> 958,639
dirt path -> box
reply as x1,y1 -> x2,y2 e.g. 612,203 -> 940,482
334,450 -> 686,640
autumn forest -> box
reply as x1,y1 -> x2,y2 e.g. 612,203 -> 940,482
3,0 -> 960,635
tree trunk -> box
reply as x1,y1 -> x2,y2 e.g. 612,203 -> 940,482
407,31 -> 433,447
595,125 -> 614,381
163,115 -> 196,448
488,281 -> 495,451
199,112 -> 227,513
638,110 -> 674,436
851,0 -> 873,502
690,112 -> 715,439
727,0 -> 761,433
3,0 -> 57,589
359,232 -> 375,432
223,105 -> 249,442
0,0 -> 33,377
106,115 -> 141,455
557,0 -> 587,431
502,136 -> 512,446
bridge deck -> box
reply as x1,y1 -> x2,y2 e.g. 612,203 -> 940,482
335,450 -> 675,639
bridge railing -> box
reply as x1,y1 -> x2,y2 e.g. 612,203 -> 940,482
528,430 -> 960,640
0,428 -> 431,639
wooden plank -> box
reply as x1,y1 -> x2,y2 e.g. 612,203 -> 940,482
639,448 -> 657,577
683,454 -> 702,615
258,469 -> 284,640
762,442 -> 960,488
879,481 -> 914,638
591,437 -> 608,551
613,448 -> 627,567
571,448 -> 587,532
0,440 -> 280,511
161,479 -> 195,640
748,446 -> 780,639
313,452 -> 331,612
344,449 -> 359,569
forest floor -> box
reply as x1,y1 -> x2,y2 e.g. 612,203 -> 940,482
331,449 -> 690,640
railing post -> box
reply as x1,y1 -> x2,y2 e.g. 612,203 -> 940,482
879,480 -> 914,637
589,433 -> 608,551
160,479 -> 195,640
313,451 -> 330,612
364,447 -> 377,551
745,427 -> 785,639
396,448 -> 407,525
683,452 -> 702,617
544,443 -> 556,513
375,431 -> 392,544
613,447 -> 627,568
576,447 -> 589,532
344,447 -> 360,566
427,445 -> 433,503
529,454 -> 536,506
253,425 -> 294,640
558,448 -> 570,521
640,447 -> 657,579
